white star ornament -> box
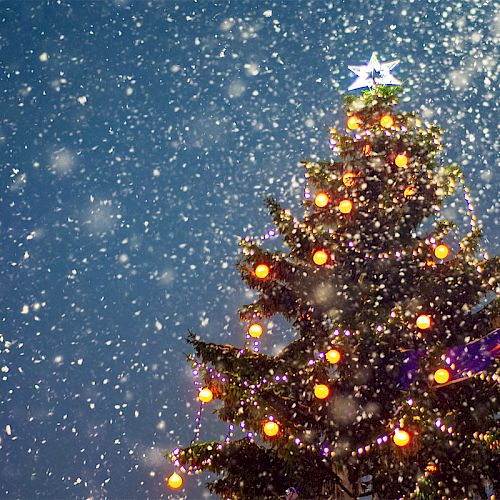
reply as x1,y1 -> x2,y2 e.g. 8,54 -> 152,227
348,53 -> 401,91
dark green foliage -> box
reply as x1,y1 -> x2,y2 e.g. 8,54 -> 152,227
171,438 -> 354,499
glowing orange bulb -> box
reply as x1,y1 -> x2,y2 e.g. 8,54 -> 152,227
167,472 -> 183,489
426,463 -> 439,474
325,349 -> 341,364
393,429 -> 411,447
434,368 -> 450,384
313,250 -> 329,266
198,387 -> 213,403
254,264 -> 270,279
434,244 -> 450,260
338,199 -> 353,214
248,323 -> 263,338
314,192 -> 329,208
263,420 -> 280,437
347,115 -> 361,130
416,314 -> 432,330
362,144 -> 372,156
342,172 -> 357,187
404,186 -> 417,198
395,154 -> 408,167
380,115 -> 394,128
314,384 -> 330,399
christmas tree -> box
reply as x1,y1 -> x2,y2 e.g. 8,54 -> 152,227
167,55 -> 499,499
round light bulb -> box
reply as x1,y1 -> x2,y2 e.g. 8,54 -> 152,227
199,387 -> 213,403
338,199 -> 353,214
434,244 -> 450,260
393,428 -> 411,447
314,192 -> 329,208
167,472 -> 183,489
254,264 -> 270,279
426,463 -> 439,474
380,115 -> 394,128
404,186 -> 417,198
342,172 -> 357,187
395,154 -> 408,167
313,250 -> 328,266
263,420 -> 280,437
248,323 -> 263,338
434,368 -> 450,384
325,349 -> 341,364
347,115 -> 361,130
314,384 -> 330,399
416,314 -> 432,330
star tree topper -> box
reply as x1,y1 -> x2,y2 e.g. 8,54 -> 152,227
348,52 -> 401,91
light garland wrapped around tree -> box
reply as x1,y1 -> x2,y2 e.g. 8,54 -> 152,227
166,54 -> 499,499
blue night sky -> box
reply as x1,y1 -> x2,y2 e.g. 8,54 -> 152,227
0,1 -> 498,498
